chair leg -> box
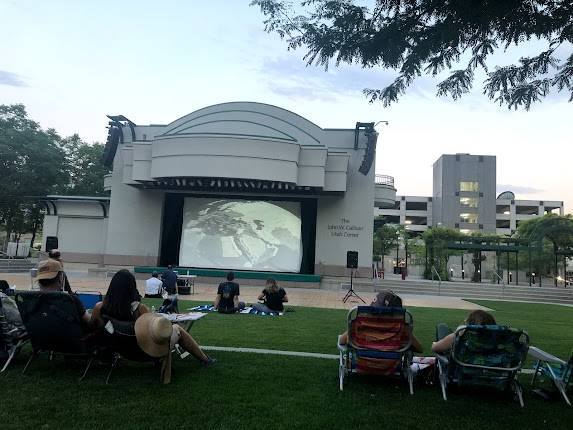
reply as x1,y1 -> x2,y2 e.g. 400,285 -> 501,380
513,379 -> 525,408
79,357 -> 94,382
339,352 -> 345,391
554,380 -> 572,406
531,360 -> 541,385
407,367 -> 414,395
437,360 -> 448,401
0,340 -> 23,373
21,351 -> 37,376
105,355 -> 120,385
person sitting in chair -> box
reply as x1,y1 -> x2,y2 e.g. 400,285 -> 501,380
252,278 -> 288,313
214,271 -> 245,313
36,259 -> 91,327
145,272 -> 164,298
431,309 -> 496,354
91,269 -> 215,366
48,249 -> 73,294
338,290 -> 423,353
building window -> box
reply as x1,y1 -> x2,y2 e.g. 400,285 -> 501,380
460,213 -> 478,223
460,181 -> 479,192
460,197 -> 479,208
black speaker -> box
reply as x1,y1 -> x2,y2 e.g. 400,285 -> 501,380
45,236 -> 58,252
346,251 -> 358,269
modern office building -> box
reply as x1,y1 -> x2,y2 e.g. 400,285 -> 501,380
375,153 -> 564,235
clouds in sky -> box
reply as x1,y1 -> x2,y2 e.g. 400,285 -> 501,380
0,70 -> 27,87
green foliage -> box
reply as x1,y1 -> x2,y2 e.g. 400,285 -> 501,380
0,104 -> 107,250
252,0 -> 573,109
372,221 -> 399,258
421,227 -> 464,280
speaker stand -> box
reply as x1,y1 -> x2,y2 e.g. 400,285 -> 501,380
342,269 -> 365,304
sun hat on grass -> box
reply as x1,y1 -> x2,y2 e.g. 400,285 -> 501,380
135,313 -> 173,358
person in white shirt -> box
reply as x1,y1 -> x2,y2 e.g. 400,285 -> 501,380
145,272 -> 164,298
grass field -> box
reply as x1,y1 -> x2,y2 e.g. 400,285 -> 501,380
1,299 -> 572,429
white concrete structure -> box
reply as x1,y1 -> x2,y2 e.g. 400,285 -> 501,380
375,154 -> 564,235
42,102 -> 392,277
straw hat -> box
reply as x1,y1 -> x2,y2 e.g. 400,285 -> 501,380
135,313 -> 173,358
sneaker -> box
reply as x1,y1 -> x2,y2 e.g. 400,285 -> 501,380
201,356 -> 217,367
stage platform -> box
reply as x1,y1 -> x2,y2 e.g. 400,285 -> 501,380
133,266 -> 321,289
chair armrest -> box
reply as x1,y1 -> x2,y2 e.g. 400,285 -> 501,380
434,353 -> 449,365
528,346 -> 567,365
337,336 -> 347,352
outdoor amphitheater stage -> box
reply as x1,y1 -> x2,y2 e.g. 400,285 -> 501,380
133,266 -> 321,289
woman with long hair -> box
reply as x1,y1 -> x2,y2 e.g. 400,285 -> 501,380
91,269 -> 215,365
252,278 -> 288,313
431,309 -> 497,354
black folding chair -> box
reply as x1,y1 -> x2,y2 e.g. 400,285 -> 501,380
14,291 -> 95,380
0,296 -> 28,373
98,318 -> 162,384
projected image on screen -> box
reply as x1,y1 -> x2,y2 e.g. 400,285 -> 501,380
179,198 -> 302,272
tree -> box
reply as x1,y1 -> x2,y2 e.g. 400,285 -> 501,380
59,134 -> 107,196
373,222 -> 400,268
0,105 -> 69,252
252,0 -> 573,109
421,226 -> 463,280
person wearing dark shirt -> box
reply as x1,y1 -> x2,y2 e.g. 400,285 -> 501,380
36,259 -> 91,327
48,249 -> 73,294
214,272 -> 245,313
161,264 -> 178,295
253,278 -> 288,313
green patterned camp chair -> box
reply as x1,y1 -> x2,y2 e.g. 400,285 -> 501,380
530,346 -> 572,406
435,325 -> 529,407
338,306 -> 414,393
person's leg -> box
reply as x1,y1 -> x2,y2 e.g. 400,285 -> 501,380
175,326 -> 211,363
435,323 -> 452,341
252,303 -> 272,313
237,301 -> 245,310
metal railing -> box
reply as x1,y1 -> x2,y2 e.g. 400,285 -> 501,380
431,266 -> 442,295
375,174 -> 395,187
493,270 -> 506,298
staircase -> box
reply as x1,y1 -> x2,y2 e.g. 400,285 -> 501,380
0,258 -> 36,273
321,276 -> 573,306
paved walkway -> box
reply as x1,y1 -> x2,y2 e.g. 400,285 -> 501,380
1,271 -> 489,311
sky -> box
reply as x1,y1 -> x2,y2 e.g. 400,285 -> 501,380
1,0 -> 571,212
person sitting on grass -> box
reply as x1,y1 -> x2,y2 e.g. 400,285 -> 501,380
91,269 -> 215,366
145,272 -> 164,298
431,309 -> 496,354
338,290 -> 423,353
252,278 -> 288,313
214,271 -> 245,313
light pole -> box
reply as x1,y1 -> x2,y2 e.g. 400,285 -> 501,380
395,230 -> 400,275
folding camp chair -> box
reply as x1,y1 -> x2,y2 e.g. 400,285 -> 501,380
435,325 -> 529,407
14,291 -> 95,380
98,318 -> 165,384
530,346 -> 572,406
75,291 -> 103,310
338,306 -> 414,393
0,295 -> 28,373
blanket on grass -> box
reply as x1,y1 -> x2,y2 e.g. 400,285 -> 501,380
189,304 -> 283,316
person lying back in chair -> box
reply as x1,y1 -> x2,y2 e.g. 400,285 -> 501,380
338,290 -> 423,353
36,259 -> 91,327
431,309 -> 496,354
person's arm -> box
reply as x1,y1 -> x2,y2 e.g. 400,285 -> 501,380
432,333 -> 455,354
89,302 -> 103,328
258,290 -> 266,301
135,303 -> 150,319
214,294 -> 221,309
282,289 -> 288,302
410,334 -> 424,354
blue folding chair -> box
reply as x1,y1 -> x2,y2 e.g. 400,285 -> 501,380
530,346 -> 572,406
75,291 -> 103,310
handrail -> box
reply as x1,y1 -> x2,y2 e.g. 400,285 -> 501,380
375,174 -> 395,187
431,266 -> 442,295
493,270 -> 506,298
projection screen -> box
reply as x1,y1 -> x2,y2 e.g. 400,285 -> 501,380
179,198 -> 302,272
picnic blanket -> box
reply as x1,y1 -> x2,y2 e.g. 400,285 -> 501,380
189,304 -> 283,316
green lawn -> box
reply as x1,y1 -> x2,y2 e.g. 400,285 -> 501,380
1,299 -> 572,429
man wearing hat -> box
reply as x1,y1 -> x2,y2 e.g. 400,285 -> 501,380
36,259 -> 91,326
48,249 -> 73,294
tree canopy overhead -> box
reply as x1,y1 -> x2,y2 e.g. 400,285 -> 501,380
252,0 -> 573,109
